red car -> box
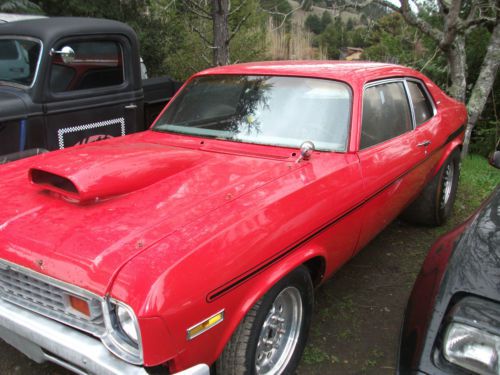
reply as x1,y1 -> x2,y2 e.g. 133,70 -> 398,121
0,61 -> 466,375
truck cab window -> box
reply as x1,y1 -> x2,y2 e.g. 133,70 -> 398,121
0,38 -> 41,86
50,40 -> 124,93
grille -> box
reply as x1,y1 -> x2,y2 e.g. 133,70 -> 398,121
0,265 -> 105,337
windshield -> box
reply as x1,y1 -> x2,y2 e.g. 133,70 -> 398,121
154,75 -> 351,152
0,38 -> 41,87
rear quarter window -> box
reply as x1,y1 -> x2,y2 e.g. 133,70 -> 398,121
407,81 -> 434,126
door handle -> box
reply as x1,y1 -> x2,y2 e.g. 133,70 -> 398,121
125,104 -> 137,109
417,140 -> 431,147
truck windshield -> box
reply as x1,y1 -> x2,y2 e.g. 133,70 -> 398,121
0,38 -> 41,87
154,75 -> 351,152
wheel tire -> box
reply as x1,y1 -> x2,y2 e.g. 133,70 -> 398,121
402,148 -> 460,226
216,266 -> 314,375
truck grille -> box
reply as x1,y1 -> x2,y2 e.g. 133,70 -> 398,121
0,265 -> 106,337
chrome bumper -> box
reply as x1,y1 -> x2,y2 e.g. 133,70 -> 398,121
175,364 -> 210,375
0,298 -> 209,375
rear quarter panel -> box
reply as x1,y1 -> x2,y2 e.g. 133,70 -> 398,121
423,78 -> 467,175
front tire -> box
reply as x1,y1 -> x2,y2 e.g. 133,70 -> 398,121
402,148 -> 460,226
216,266 -> 314,375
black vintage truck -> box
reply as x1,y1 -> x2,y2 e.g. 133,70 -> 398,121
0,17 -> 180,163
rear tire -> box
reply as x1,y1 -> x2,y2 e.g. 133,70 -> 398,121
216,266 -> 314,375
402,148 -> 460,226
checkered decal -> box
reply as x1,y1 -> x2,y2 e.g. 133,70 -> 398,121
57,117 -> 126,149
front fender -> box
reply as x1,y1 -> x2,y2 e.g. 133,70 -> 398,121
110,240 -> 329,371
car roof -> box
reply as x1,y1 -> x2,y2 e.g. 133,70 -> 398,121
0,17 -> 137,45
195,61 -> 424,86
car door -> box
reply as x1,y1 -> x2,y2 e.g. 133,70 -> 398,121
43,36 -> 143,150
406,79 -> 442,180
354,79 -> 429,253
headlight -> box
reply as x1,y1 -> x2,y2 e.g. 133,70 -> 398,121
443,323 -> 500,374
116,304 -> 139,343
441,296 -> 500,375
101,299 -> 143,365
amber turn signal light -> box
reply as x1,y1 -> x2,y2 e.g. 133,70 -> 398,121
69,295 -> 91,317
187,310 -> 224,340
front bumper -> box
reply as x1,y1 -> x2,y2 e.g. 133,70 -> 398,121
0,298 -> 209,375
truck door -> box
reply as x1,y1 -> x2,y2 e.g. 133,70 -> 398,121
43,36 -> 143,150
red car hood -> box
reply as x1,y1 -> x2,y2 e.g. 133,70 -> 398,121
0,132 -> 299,295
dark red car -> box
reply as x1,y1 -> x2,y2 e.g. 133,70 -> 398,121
0,61 -> 467,374
398,185 -> 500,375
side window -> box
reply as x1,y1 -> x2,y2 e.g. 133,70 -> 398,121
0,39 -> 40,86
407,81 -> 434,126
0,40 -> 19,59
361,82 -> 412,149
50,40 -> 124,93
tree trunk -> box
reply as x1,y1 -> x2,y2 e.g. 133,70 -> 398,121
446,35 -> 467,102
212,0 -> 230,66
462,22 -> 500,157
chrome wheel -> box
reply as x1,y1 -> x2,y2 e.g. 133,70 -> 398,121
255,286 -> 303,375
441,161 -> 455,208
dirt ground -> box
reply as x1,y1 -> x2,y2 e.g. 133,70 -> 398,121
297,218 -> 446,375
0,209 -> 473,375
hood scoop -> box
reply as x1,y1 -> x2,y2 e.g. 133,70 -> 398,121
31,169 -> 79,195
29,142 -> 204,203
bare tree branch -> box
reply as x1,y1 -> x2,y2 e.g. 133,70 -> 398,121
344,0 -> 444,42
200,51 -> 212,65
420,47 -> 440,72
261,3 -> 302,31
460,15 -> 497,31
229,12 -> 251,42
462,1 -> 479,25
463,20 -> 500,156
183,0 -> 211,19
228,0 -> 248,16
191,24 -> 215,48
440,0 -> 463,49
185,6 -> 212,19
396,0 -> 444,43
344,0 -> 398,13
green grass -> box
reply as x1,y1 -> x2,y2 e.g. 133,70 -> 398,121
460,154 -> 500,206
302,346 -> 331,364
453,154 -> 499,222
434,154 -> 499,235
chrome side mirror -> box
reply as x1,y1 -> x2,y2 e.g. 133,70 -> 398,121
50,46 -> 75,64
296,141 -> 315,163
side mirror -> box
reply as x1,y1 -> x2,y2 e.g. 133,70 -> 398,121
489,151 -> 500,169
296,141 -> 315,163
50,46 -> 75,64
